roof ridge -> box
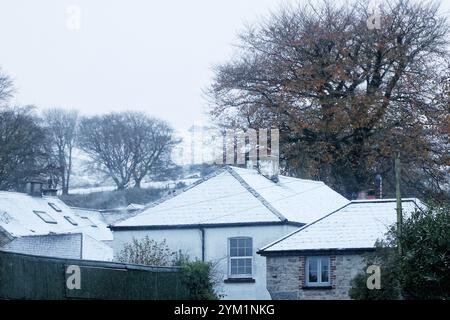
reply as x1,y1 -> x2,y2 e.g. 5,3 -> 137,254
70,206 -> 101,212
111,167 -> 228,226
11,232 -> 83,239
225,166 -> 288,222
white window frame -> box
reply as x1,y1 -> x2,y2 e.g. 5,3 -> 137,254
305,256 -> 331,287
228,237 -> 253,278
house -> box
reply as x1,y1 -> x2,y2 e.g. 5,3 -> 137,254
70,206 -> 139,247
258,198 -> 423,300
1,232 -> 112,261
0,181 -> 113,261
110,166 -> 349,299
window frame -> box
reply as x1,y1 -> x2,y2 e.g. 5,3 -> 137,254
228,237 -> 253,278
81,216 -> 97,228
305,256 -> 331,287
33,210 -> 57,224
64,216 -> 78,226
48,202 -> 62,212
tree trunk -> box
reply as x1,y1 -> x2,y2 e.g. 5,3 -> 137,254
61,164 -> 68,195
134,178 -> 142,188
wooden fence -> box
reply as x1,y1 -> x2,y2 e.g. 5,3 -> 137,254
0,251 -> 189,299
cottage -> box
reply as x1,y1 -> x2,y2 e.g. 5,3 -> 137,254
110,166 -> 349,299
0,181 -> 113,261
258,198 -> 423,300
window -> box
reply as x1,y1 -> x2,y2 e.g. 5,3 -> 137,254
306,256 -> 330,286
229,237 -> 253,277
48,202 -> 62,212
64,216 -> 78,226
33,210 -> 57,224
81,216 -> 97,227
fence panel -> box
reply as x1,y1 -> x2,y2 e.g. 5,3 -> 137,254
0,251 -> 189,299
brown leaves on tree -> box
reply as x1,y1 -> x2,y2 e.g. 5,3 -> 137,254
208,0 -> 450,199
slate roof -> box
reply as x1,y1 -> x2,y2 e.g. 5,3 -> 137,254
1,233 -> 82,259
1,232 -> 113,261
113,166 -> 349,228
259,199 -> 423,253
71,207 -> 140,226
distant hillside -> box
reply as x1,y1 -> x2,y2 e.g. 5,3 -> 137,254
60,187 -> 164,210
62,150 -> 218,209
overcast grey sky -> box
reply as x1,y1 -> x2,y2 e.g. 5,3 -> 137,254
1,0 -> 449,130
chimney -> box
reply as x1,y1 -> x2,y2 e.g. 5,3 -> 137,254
257,158 -> 279,183
367,189 -> 377,200
25,181 -> 44,197
42,178 -> 58,197
356,190 -> 368,200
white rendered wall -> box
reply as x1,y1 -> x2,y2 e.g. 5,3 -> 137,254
112,224 -> 297,300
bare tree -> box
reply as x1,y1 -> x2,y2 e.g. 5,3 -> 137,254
78,111 -> 178,190
130,114 -> 179,188
43,108 -> 79,195
0,106 -> 50,190
0,69 -> 14,105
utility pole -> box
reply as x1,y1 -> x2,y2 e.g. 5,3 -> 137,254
395,152 -> 403,256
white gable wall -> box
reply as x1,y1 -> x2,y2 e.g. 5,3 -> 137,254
113,228 -> 203,261
82,234 -> 114,261
112,223 -> 298,300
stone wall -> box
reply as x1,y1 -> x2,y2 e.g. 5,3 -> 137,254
266,254 -> 365,300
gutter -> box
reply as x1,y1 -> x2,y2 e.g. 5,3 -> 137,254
257,247 -> 377,257
109,220 -> 304,231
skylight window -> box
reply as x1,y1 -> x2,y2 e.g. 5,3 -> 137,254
64,216 -> 78,226
81,216 -> 97,227
48,202 -> 62,212
33,210 -> 57,224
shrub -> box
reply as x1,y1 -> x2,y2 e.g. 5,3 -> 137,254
397,204 -> 450,299
116,237 -> 220,300
350,203 -> 450,300
178,260 -> 220,300
349,245 -> 402,300
116,237 -> 175,266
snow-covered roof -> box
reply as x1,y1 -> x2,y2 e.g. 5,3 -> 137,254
71,206 -> 139,226
0,191 -> 112,241
1,232 -> 113,261
260,198 -> 423,253
113,166 -> 349,228
1,233 -> 82,259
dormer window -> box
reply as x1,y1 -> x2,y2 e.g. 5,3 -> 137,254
64,216 -> 78,226
48,202 -> 62,212
33,210 -> 57,224
81,216 -> 97,227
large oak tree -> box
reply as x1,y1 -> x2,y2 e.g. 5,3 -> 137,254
209,0 -> 450,199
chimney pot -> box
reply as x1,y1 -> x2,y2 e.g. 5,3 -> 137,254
25,181 -> 44,197
42,188 -> 58,197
